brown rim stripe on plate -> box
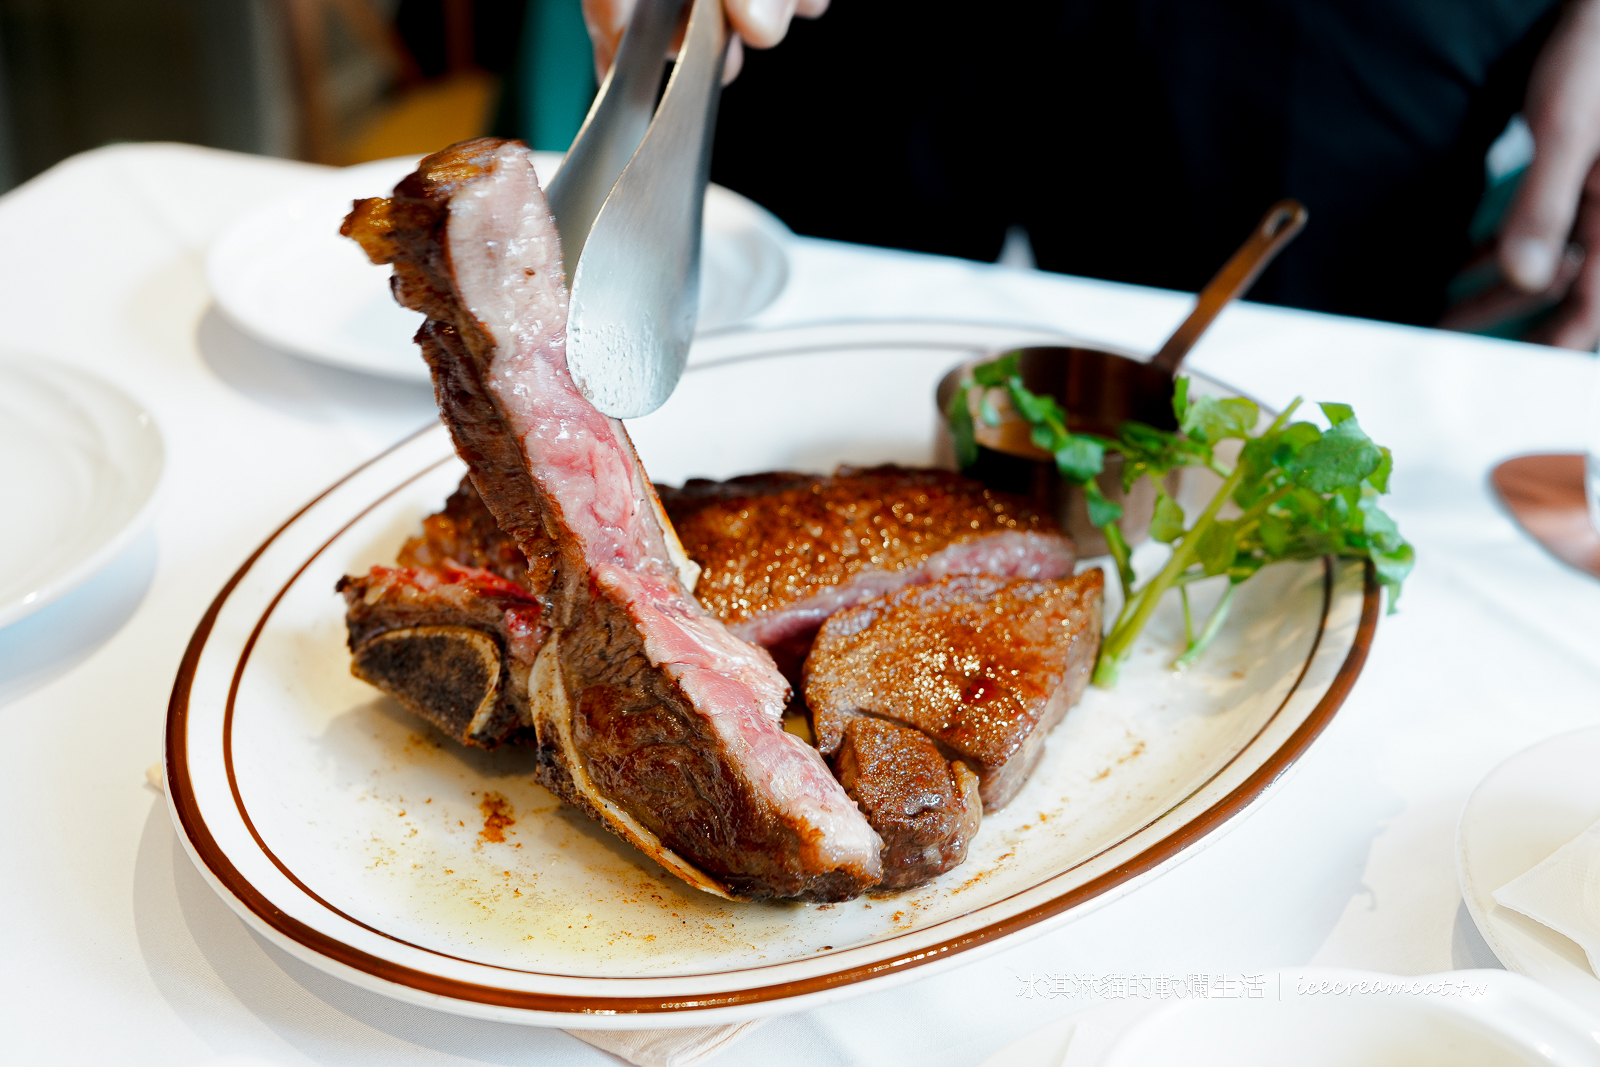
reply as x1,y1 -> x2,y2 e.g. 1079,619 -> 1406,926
218,474 -> 1339,982
218,454 -> 478,961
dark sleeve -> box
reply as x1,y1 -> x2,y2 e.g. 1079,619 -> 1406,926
713,0 -> 1562,327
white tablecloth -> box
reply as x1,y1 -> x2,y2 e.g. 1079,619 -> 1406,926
2,143 -> 1597,1066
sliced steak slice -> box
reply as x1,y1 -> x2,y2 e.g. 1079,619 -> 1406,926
339,564 -> 547,747
831,716 -> 982,890
341,137 -> 880,901
805,570 -> 1104,812
659,466 -> 1076,680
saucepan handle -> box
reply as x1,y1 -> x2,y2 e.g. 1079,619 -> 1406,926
1150,198 -> 1309,375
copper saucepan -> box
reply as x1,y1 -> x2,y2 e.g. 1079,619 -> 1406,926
937,200 -> 1308,554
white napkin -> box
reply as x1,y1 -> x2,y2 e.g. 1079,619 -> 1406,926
1059,1020 -> 1120,1065
564,1022 -> 764,1066
1493,816 -> 1600,977
145,765 -> 758,1066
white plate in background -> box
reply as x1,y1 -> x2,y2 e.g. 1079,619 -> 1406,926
0,359 -> 163,629
206,154 -> 791,383
166,321 -> 1379,1027
1458,725 -> 1600,1018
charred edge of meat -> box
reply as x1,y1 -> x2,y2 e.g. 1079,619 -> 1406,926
418,318 -> 581,621
832,716 -> 982,891
525,636 -> 735,898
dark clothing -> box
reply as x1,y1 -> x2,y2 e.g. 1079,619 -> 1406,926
710,1 -> 1562,326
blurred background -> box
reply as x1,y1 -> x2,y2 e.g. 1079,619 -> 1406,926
0,0 -> 1553,343
0,0 -> 594,189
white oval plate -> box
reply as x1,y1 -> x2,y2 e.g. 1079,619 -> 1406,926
205,154 -> 790,383
1458,725 -> 1600,1018
0,359 -> 163,629
982,968 -> 1600,1067
166,321 -> 1378,1028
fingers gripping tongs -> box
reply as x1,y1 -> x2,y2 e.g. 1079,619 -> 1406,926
545,0 -> 730,419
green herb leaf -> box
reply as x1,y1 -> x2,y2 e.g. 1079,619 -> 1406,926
1055,435 -> 1105,484
1359,497 -> 1407,554
1114,420 -> 1210,490
1319,401 -> 1355,426
1150,493 -> 1185,543
1258,511 -> 1289,555
979,393 -> 1001,427
1085,480 -> 1125,527
1010,381 -> 1062,427
1172,377 -> 1191,425
1372,542 -> 1416,611
1272,421 -> 1322,469
947,386 -> 977,470
1368,446 -> 1393,493
1181,395 -> 1258,443
1195,519 -> 1236,576
1289,417 -> 1383,492
972,352 -> 1018,386
1094,390 -> 1413,688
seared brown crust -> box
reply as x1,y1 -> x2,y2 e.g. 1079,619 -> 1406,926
659,466 -> 1063,632
343,140 -> 874,901
398,480 -> 548,594
805,571 -> 1104,812
832,717 -> 982,890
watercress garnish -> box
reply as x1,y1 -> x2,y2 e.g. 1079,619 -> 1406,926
948,354 -> 1413,687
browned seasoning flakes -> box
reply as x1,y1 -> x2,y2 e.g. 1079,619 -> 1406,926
479,792 -> 515,843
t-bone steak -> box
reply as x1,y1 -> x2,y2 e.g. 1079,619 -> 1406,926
340,137 -> 881,901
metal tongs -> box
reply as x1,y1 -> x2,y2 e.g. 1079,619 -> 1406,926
546,0 -> 729,419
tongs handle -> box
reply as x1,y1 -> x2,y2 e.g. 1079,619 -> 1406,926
546,0 -> 686,275
565,0 -> 730,418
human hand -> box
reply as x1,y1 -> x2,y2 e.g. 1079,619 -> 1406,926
1498,0 -> 1600,350
581,0 -> 828,84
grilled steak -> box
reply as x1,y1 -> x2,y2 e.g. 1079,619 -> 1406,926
805,571 -> 1104,812
830,716 -> 981,890
341,137 -> 881,901
340,482 -> 1093,888
659,466 -> 1076,680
